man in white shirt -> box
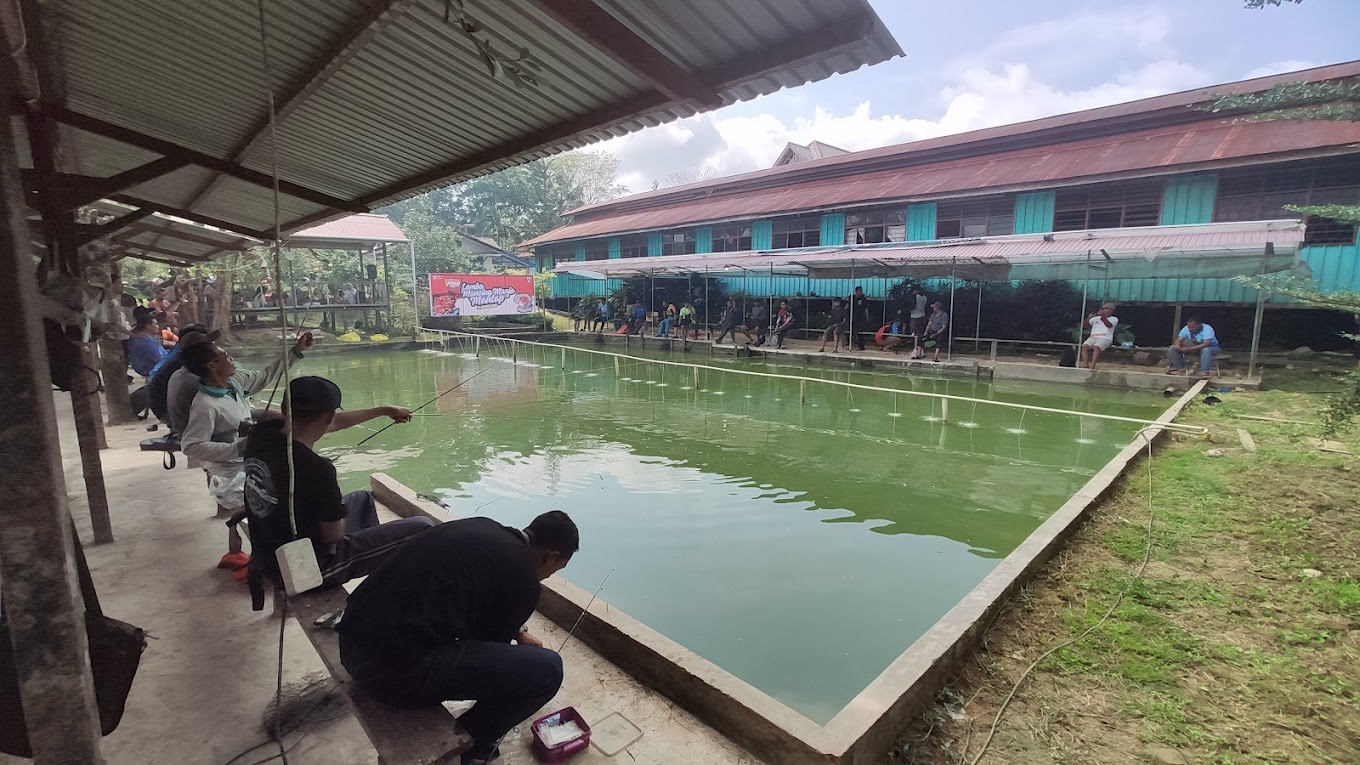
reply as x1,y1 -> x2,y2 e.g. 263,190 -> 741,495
1080,303 -> 1119,370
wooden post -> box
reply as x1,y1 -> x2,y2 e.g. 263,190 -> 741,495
800,380 -> 806,403
75,346 -> 109,451
100,268 -> 134,426
941,398 -> 949,423
1172,303 -> 1183,342
0,78 -> 108,764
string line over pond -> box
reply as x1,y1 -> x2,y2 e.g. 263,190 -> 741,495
419,328 -> 1209,436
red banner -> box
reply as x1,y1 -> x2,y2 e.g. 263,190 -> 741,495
428,273 -> 536,317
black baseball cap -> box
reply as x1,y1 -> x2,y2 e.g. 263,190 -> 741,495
289,376 -> 342,415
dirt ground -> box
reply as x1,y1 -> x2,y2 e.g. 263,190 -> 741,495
889,361 -> 1360,765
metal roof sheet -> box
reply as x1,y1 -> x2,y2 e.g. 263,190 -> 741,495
15,0 -> 902,241
526,118 -> 1360,245
550,220 -> 1305,280
64,202 -> 260,267
289,213 -> 410,246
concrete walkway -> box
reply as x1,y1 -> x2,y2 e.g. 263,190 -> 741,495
2,393 -> 754,765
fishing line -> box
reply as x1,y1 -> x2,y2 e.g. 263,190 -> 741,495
558,567 -> 616,653
354,364 -> 494,446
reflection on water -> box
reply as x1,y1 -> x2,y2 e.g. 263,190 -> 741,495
315,346 -> 1167,723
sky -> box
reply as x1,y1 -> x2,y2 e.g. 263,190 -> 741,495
592,0 -> 1359,193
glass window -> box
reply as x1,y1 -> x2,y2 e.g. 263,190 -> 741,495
583,241 -> 608,261
661,230 -> 696,256
771,215 -> 822,249
845,208 -> 906,244
618,234 -> 648,259
936,197 -> 1015,238
1053,180 -> 1162,232
1214,157 -> 1360,245
711,224 -> 753,253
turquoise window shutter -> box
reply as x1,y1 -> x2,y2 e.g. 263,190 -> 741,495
695,226 -> 713,254
608,237 -> 621,259
820,213 -> 845,246
647,232 -> 663,256
1014,191 -> 1055,234
752,220 -> 773,250
906,203 -> 937,241
1160,175 -> 1217,225
573,242 -> 585,261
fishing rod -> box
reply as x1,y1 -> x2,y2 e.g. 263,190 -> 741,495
354,364 -> 495,447
558,568 -> 615,653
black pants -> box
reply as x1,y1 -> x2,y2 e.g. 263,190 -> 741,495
591,317 -> 607,332
341,636 -> 563,760
714,322 -> 738,343
852,316 -> 869,350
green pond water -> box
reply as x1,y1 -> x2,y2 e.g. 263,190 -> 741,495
308,344 -> 1168,724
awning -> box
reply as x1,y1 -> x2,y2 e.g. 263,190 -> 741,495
286,213 -> 409,250
551,220 -> 1306,282
11,0 -> 902,241
28,200 -> 259,267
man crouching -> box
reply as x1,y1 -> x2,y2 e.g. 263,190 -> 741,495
339,511 -> 579,765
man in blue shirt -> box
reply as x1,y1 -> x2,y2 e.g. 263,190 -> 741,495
1168,317 -> 1220,377
127,314 -> 168,378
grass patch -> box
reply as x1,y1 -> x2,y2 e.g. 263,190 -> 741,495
897,385 -> 1360,765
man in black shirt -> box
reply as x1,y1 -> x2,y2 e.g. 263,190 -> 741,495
849,286 -> 872,351
241,376 -> 433,606
339,511 -> 580,765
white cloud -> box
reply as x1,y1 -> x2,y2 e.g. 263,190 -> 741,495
593,7 -> 1219,193
1242,59 -> 1317,79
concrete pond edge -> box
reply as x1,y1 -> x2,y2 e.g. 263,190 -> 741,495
370,379 -> 1207,764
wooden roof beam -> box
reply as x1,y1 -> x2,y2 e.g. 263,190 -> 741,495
122,221 -> 252,250
524,0 -> 721,106
45,107 -> 366,213
108,194 -> 270,240
108,236 -> 216,264
60,156 -> 188,211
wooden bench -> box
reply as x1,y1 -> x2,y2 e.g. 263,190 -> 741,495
287,587 -> 472,765
231,504 -> 471,765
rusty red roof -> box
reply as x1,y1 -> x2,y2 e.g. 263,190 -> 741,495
527,116 -> 1360,246
288,213 -> 409,246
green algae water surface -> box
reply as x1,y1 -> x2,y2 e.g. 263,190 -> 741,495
310,345 -> 1167,724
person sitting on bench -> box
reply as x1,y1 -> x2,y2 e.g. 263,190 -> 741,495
339,511 -> 580,765
241,376 -> 434,607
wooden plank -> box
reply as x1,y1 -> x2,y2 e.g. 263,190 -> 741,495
1236,428 -> 1257,452
287,587 -> 471,765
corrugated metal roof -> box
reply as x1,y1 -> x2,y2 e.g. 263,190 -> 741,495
527,118 -> 1360,245
563,59 -> 1360,219
61,202 -> 260,267
551,220 -> 1305,279
289,213 -> 409,246
15,0 -> 902,240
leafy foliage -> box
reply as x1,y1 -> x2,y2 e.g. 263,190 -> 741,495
1207,79 -> 1360,123
1285,203 -> 1360,225
383,152 -> 626,249
1242,0 -> 1303,7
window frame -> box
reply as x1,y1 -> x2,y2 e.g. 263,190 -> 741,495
1214,158 -> 1360,245
771,215 -> 822,249
618,234 -> 649,259
711,223 -> 753,253
844,208 -> 906,244
935,197 -> 1016,239
661,229 -> 696,257
1052,181 -> 1162,232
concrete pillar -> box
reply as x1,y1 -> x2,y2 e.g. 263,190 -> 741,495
0,78 -> 107,764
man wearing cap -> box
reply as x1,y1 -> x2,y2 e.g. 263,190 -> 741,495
148,324 -> 213,427
242,375 -> 434,604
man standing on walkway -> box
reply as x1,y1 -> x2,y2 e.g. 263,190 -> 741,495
339,511 -> 580,765
241,376 -> 432,609
849,286 -> 872,351
713,299 -> 741,344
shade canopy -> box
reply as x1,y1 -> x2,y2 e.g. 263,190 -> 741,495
552,220 -> 1306,282
11,0 -> 902,242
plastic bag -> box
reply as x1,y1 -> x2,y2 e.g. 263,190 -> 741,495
208,469 -> 246,511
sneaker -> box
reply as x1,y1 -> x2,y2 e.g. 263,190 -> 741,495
232,565 -> 250,583
218,551 -> 250,570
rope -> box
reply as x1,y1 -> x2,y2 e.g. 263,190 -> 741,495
419,328 -> 1209,436
254,3 -> 293,763
963,425 -> 1164,765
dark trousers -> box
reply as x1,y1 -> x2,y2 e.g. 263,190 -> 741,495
591,317 -> 607,332
341,636 -> 564,760
321,490 -> 434,586
714,322 -> 738,343
852,316 -> 869,349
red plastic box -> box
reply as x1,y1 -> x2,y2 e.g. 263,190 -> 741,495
530,707 -> 591,762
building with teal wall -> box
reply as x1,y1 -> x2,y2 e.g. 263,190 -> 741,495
529,63 -> 1360,306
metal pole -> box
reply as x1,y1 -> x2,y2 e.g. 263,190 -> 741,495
1248,253 -> 1270,380
1,80 -> 108,763
408,242 -> 419,334
948,257 -> 957,361
705,265 -> 710,340
974,281 -> 984,352
848,261 -> 855,352
1172,303 -> 1183,342
1079,250 -> 1090,350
